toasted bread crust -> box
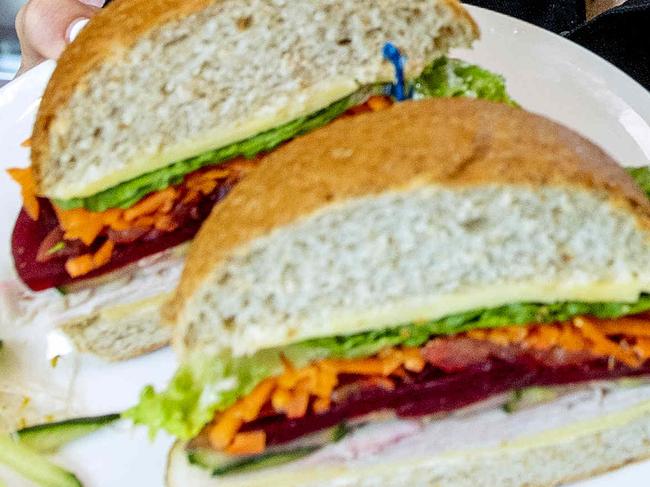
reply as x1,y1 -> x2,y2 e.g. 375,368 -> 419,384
31,0 -> 213,187
165,98 -> 650,323
60,292 -> 172,361
30,0 -> 478,194
440,0 -> 479,38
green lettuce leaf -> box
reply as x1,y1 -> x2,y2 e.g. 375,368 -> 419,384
125,351 -> 285,440
55,57 -> 515,212
299,295 -> 650,358
413,56 -> 517,106
628,166 -> 650,198
125,346 -> 328,440
125,294 -> 650,439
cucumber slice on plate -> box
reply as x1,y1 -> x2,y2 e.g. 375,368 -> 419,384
16,413 -> 120,453
0,413 -> 120,486
0,435 -> 82,487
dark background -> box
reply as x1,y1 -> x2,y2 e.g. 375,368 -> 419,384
0,0 -> 22,85
465,0 -> 649,89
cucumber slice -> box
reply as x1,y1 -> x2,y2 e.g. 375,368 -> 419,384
284,423 -> 351,449
55,287 -> 69,296
189,446 -> 319,476
188,423 -> 352,477
503,387 -> 560,413
0,435 -> 82,487
16,414 -> 120,453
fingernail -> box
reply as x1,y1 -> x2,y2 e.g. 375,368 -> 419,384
67,18 -> 90,43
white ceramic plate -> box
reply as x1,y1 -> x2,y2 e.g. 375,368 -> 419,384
1,5 -> 649,486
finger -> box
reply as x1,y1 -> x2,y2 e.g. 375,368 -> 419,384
16,0 -> 100,64
15,6 -> 44,76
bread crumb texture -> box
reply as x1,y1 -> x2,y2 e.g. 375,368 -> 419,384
168,99 -> 650,357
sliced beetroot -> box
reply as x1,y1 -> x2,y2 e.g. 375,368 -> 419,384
12,201 -> 196,291
241,357 -> 650,447
11,172 -> 244,291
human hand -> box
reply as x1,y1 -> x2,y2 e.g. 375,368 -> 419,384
15,0 -> 105,76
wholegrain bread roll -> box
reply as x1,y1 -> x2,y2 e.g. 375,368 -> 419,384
148,98 -> 650,486
167,98 -> 650,358
32,0 -> 477,200
19,0 -> 479,361
60,294 -> 171,361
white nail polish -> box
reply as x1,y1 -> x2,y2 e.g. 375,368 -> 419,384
67,18 -> 90,43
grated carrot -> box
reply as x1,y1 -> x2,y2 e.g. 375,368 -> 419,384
64,240 -> 115,277
100,208 -> 124,226
225,431 -> 266,456
154,214 -> 178,232
557,324 -> 585,352
131,216 -> 155,228
284,388 -> 310,419
313,365 -> 338,399
54,207 -> 106,246
271,388 -> 292,413
64,254 -> 94,278
477,318 -> 649,368
7,167 -> 40,220
186,168 -> 229,187
123,187 -> 177,222
401,347 -> 426,372
196,180 -> 218,195
93,240 -> 114,268
312,397 -> 331,415
367,96 -> 394,112
238,379 -> 276,422
209,410 -> 243,450
320,358 -> 388,376
277,365 -> 318,390
527,325 -> 560,350
593,319 -> 650,338
182,190 -> 200,205
574,317 -> 641,367
466,329 -> 488,340
487,327 -> 520,346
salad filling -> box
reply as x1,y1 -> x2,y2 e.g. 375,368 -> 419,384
127,296 -> 650,448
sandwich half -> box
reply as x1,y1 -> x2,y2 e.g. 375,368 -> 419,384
5,0 -> 520,360
126,98 -> 650,486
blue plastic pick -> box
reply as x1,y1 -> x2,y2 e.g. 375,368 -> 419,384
382,42 -> 413,101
